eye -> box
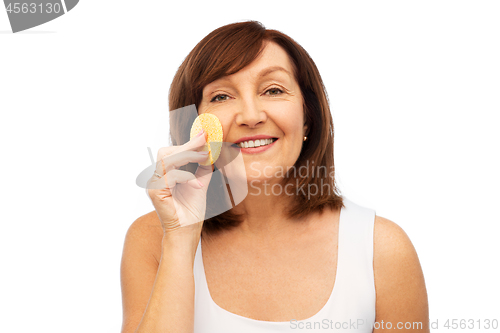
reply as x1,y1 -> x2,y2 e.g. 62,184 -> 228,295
265,87 -> 284,96
210,94 -> 230,102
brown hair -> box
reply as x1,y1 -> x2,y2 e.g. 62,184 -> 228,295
168,21 -> 343,235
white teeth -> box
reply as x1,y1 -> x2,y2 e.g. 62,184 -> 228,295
238,138 -> 275,148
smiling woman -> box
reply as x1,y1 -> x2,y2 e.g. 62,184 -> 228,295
120,21 -> 430,333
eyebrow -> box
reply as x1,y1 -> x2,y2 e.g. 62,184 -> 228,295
204,66 -> 293,93
258,66 -> 292,78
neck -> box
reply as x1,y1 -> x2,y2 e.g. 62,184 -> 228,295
230,181 -> 309,240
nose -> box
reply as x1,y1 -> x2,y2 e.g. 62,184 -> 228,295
234,96 -> 267,128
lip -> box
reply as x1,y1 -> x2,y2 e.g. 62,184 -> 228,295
234,135 -> 277,144
236,138 -> 278,154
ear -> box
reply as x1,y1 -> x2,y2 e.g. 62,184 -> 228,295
303,124 -> 309,136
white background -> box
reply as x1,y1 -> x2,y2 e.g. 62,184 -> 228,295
1,1 -> 499,332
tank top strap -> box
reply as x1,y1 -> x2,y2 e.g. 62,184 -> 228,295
331,197 -> 376,318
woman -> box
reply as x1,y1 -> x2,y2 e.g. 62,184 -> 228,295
121,21 -> 429,332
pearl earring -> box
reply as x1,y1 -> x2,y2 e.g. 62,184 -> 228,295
303,136 -> 307,141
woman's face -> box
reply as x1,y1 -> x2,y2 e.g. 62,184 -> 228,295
198,41 -> 307,184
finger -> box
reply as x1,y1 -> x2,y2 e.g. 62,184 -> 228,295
146,173 -> 171,191
154,150 -> 210,176
165,169 -> 203,190
182,129 -> 208,152
146,168 -> 200,191
156,145 -> 177,163
154,130 -> 209,174
155,130 -> 208,163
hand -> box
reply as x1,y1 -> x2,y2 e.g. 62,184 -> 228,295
146,130 -> 213,234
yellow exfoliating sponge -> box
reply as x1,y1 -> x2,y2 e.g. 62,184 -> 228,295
189,113 -> 223,166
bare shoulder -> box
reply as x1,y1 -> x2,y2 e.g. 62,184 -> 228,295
373,215 -> 423,288
120,211 -> 164,333
124,211 -> 164,264
129,210 -> 163,232
373,215 -> 415,258
373,215 -> 429,332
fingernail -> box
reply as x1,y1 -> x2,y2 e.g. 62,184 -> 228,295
197,180 -> 204,187
199,150 -> 209,154
196,130 -> 204,137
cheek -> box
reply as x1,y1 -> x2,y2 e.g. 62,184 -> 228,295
275,106 -> 304,138
211,112 -> 232,142
282,120 -> 302,139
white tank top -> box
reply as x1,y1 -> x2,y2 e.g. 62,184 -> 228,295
193,198 -> 376,332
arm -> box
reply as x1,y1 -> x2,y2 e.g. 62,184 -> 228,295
373,216 -> 430,332
120,212 -> 202,333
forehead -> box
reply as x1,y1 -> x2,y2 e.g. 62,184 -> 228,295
206,41 -> 296,88
247,41 -> 295,75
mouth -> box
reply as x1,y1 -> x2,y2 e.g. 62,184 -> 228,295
232,138 -> 278,149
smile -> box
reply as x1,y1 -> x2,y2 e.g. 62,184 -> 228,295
237,138 -> 277,148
